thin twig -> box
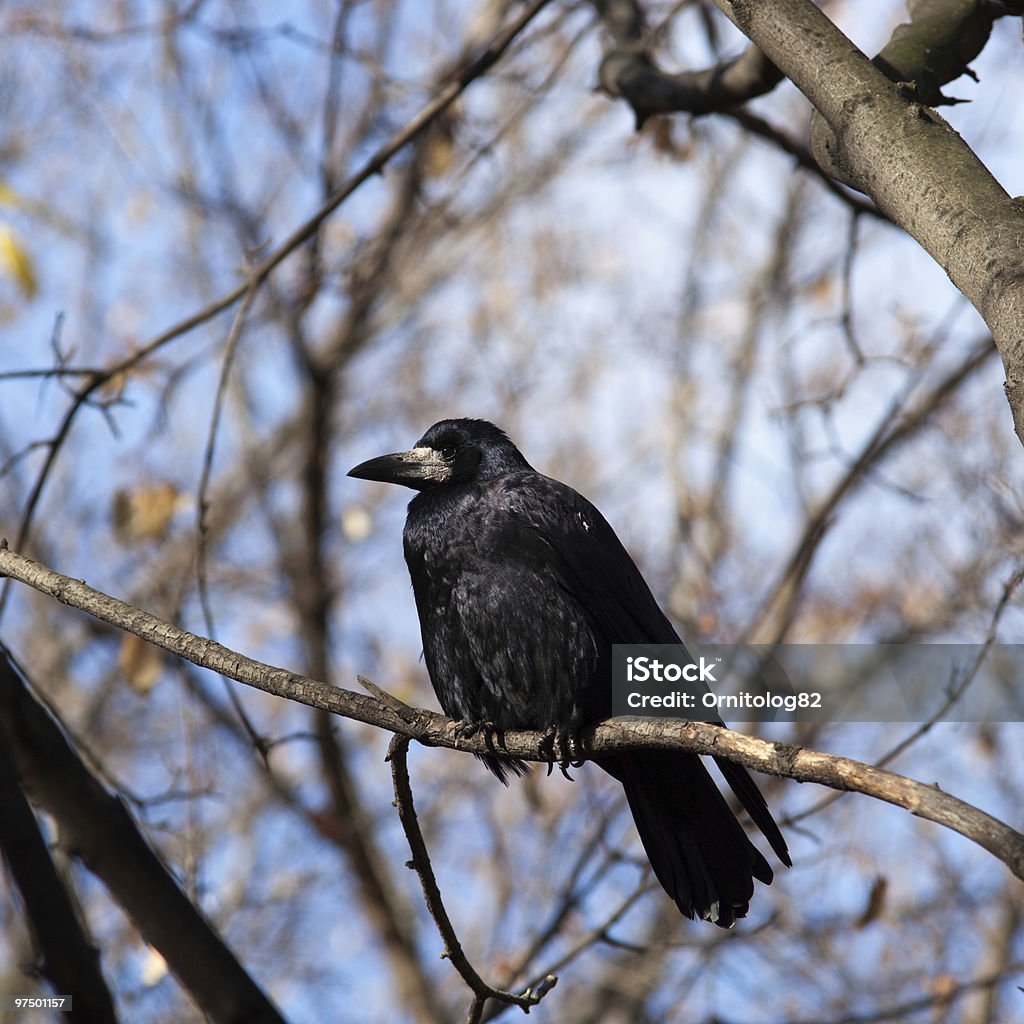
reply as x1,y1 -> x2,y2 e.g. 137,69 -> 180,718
745,336 -> 996,643
757,961 -> 1024,1024
357,674 -> 420,724
490,885 -> 648,1021
387,736 -> 557,1021
839,210 -> 866,363
726,108 -> 887,221
195,284 -> 267,757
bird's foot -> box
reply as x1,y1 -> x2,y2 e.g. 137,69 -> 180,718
539,726 -> 584,781
454,718 -> 506,756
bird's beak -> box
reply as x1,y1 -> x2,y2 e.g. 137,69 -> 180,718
347,447 -> 451,489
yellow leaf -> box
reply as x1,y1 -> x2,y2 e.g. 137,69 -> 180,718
118,634 -> 163,695
0,223 -> 37,299
423,111 -> 458,178
112,482 -> 182,542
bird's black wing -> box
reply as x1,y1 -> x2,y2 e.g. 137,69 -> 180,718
482,473 -> 682,646
488,473 -> 791,914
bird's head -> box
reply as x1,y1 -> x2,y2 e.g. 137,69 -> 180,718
347,418 -> 531,491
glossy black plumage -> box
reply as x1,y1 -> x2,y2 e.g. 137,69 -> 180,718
348,418 -> 790,927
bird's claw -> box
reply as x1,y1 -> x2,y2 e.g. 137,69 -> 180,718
454,719 -> 506,756
540,725 -> 584,780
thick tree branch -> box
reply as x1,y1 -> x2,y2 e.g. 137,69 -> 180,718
870,0 -> 999,107
596,3 -> 976,124
589,0 -> 1010,232
597,43 -> 783,125
0,643 -> 285,1024
2,543 -> 1022,883
808,0 -> 1007,188
716,0 -> 1024,445
0,690 -> 118,1024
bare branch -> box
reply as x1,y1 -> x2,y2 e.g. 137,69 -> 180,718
0,644 -> 285,1024
2,543 -> 1021,882
746,335 -> 997,643
387,736 -> 556,1021
731,960 -> 1024,1024
0,688 -> 118,1023
592,0 -> 783,125
195,285 -> 268,757
0,0 -> 555,572
785,565 -> 1024,828
715,0 -> 1024,444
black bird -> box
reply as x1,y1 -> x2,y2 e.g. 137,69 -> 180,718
349,418 -> 790,926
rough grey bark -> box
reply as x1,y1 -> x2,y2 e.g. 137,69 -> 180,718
870,0 -> 998,107
717,0 -> 1024,444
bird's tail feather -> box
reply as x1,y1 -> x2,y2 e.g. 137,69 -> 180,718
480,752 -> 531,784
599,751 -> 778,928
714,755 -> 792,867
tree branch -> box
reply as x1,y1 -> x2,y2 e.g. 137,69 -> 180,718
0,692 -> 118,1024
387,737 -> 556,1022
0,0 -> 555,574
869,0 -> 1000,107
2,542 -> 1022,882
807,0 -> 1007,189
592,0 -> 783,126
745,335 -> 997,643
715,0 -> 1024,446
0,643 -> 285,1024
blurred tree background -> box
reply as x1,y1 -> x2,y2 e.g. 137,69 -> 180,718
0,1 -> 1022,1021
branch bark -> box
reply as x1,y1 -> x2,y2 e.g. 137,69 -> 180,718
715,0 -> 1024,443
0,643 -> 285,1024
592,0 -> 783,125
0,696 -> 118,1024
869,0 -> 999,108
2,542 -> 1022,883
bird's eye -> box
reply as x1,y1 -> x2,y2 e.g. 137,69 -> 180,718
440,445 -> 457,460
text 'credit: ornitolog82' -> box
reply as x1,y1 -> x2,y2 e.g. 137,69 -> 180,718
611,644 -> 1024,723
